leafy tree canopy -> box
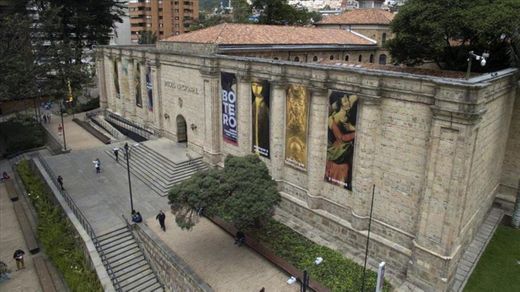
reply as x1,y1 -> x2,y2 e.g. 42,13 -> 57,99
138,30 -> 157,44
386,0 -> 520,71
168,155 -> 281,231
0,14 -> 38,101
252,0 -> 321,25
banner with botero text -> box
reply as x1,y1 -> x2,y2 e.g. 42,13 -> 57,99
221,72 -> 238,145
285,84 -> 309,170
146,66 -> 153,111
113,59 -> 120,98
251,80 -> 270,158
324,91 -> 358,190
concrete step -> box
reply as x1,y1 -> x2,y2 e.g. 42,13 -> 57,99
96,226 -> 163,291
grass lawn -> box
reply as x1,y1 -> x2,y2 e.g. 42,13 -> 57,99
464,225 -> 520,292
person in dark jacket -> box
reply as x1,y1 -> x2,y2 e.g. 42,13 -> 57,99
156,210 -> 166,231
13,249 -> 25,270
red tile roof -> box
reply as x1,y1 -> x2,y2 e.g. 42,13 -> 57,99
163,23 -> 375,46
319,9 -> 395,25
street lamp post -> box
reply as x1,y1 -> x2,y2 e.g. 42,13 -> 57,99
59,100 -> 67,151
124,142 -> 134,214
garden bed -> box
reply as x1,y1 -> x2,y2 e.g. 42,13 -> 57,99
16,160 -> 103,291
210,216 -> 390,292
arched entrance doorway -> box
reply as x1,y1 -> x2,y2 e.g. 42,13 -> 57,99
176,115 -> 187,143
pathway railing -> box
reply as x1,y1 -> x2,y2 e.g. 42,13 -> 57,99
35,153 -> 122,291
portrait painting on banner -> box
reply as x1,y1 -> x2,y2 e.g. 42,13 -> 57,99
325,91 -> 358,190
285,84 -> 309,171
251,80 -> 270,158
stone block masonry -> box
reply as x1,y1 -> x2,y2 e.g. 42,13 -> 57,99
96,43 -> 519,291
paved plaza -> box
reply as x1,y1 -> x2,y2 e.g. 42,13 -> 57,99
0,161 -> 42,292
40,115 -> 299,291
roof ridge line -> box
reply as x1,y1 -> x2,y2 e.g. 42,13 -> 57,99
214,23 -> 228,44
348,29 -> 377,44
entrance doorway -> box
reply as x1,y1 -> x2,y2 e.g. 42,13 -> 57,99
176,115 -> 187,143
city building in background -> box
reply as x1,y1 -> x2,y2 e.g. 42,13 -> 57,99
128,0 -> 199,43
317,8 -> 394,64
110,4 -> 132,45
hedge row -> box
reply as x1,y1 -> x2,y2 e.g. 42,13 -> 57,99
16,160 -> 103,291
0,117 -> 45,156
246,218 -> 391,292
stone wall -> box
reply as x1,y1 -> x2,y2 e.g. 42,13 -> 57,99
131,223 -> 213,292
97,45 -> 519,291
500,85 -> 520,201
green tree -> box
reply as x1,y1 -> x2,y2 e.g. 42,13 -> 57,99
138,30 -> 158,44
169,155 -> 281,230
386,0 -> 520,71
0,14 -> 38,101
232,0 -> 252,23
32,0 -> 124,101
252,0 -> 320,25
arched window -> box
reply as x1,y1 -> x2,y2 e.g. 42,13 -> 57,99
313,56 -> 318,62
382,33 -> 387,46
358,55 -> 362,62
329,55 -> 334,60
345,55 -> 349,61
369,54 -> 374,63
379,54 -> 387,65
294,56 -> 300,62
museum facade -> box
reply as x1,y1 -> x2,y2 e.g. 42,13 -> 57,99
96,24 -> 520,291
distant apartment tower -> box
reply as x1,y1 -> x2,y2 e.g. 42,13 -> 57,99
357,0 -> 384,8
129,0 -> 199,43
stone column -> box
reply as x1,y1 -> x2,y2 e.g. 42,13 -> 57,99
408,105 -> 481,291
96,50 -> 108,109
350,95 -> 382,230
237,71 -> 252,155
306,87 -> 329,209
270,80 -> 287,180
126,58 -> 137,119
200,67 -> 222,165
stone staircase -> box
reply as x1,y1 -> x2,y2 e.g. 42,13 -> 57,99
96,226 -> 163,292
106,144 -> 208,196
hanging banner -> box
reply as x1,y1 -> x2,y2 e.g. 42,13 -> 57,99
221,72 -> 238,145
146,65 -> 153,111
324,91 -> 358,190
134,62 -> 142,107
285,84 -> 309,170
251,80 -> 270,158
113,59 -> 120,98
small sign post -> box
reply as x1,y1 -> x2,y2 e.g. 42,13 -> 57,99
376,262 -> 386,292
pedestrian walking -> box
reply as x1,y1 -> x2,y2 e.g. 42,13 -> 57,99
156,210 -> 166,231
47,113 -> 51,123
93,158 -> 101,173
42,114 -> 47,124
113,147 -> 119,162
12,249 -> 25,270
57,175 -> 64,190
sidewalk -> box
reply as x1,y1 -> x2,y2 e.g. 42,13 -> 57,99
146,216 -> 299,292
43,144 -> 300,291
0,162 -> 42,291
42,112 -> 104,150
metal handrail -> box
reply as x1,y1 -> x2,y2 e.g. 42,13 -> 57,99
35,154 -> 122,291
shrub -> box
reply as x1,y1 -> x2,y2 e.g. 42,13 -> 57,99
0,117 -> 45,156
245,218 -> 390,291
16,160 -> 103,291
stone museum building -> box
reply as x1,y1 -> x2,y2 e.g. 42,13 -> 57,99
95,23 -> 520,291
